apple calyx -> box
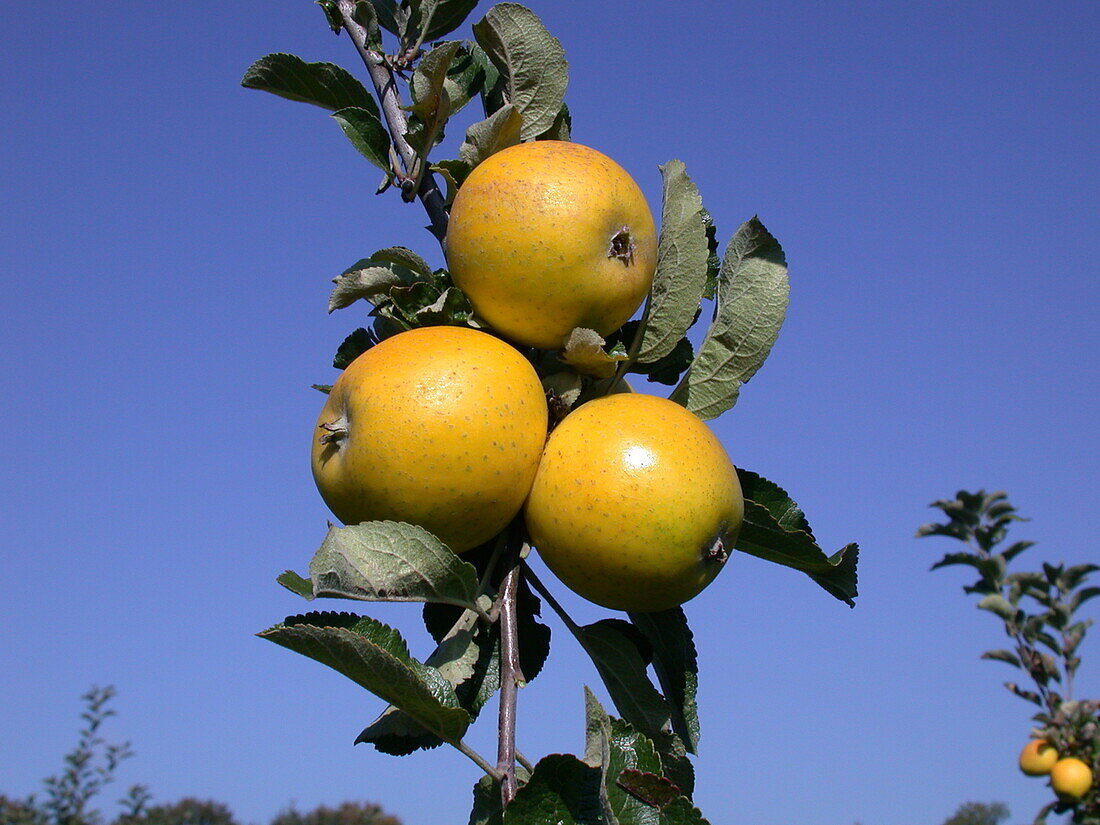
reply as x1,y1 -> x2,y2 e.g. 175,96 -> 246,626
703,534 -> 730,565
318,415 -> 349,446
608,226 -> 636,265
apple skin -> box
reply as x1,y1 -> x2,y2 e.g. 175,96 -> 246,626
311,326 -> 548,552
1050,757 -> 1093,801
1019,740 -> 1058,776
446,140 -> 657,351
524,393 -> 743,611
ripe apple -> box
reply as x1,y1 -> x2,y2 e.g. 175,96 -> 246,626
1050,757 -> 1093,801
311,325 -> 548,552
523,393 -> 743,611
1019,740 -> 1058,776
445,140 -> 658,351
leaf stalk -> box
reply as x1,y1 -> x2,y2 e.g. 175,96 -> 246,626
455,739 -> 503,782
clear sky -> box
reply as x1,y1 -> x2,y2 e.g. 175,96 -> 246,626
2,1 -> 1098,824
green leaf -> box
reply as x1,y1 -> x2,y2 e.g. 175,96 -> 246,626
651,732 -> 694,799
420,556 -> 552,701
606,718 -> 665,824
414,286 -> 475,326
700,210 -> 720,298
976,554 -> 1007,584
516,573 -> 553,683
471,764 -> 534,825
470,774 -> 505,825
305,521 -> 481,609
259,611 -> 471,744
584,691 -> 699,824
615,767 -> 710,822
917,522 -> 970,542
438,43 -> 485,119
357,603 -> 486,754
1002,540 -> 1036,562
1064,564 -> 1099,590
329,264 -> 409,312
739,468 -> 814,536
583,687 -> 613,769
615,774 -> 710,823
635,338 -> 694,386
367,0 -> 405,37
419,0 -> 481,43
615,770 -> 681,810
578,619 -> 671,741
1071,586 -> 1100,612
317,0 -> 344,33
332,106 -> 393,172
277,570 -> 314,599
371,310 -> 412,340
929,551 -> 983,572
628,609 -> 699,753
580,689 -> 616,821
503,754 -> 605,824
370,246 -> 436,278
636,161 -> 710,365
669,217 -> 789,419
459,103 -> 523,167
469,41 -> 505,116
387,281 -> 444,323
351,1 -> 382,46
406,41 -> 463,155
241,53 -> 379,116
536,102 -> 571,141
977,594 -> 1015,621
735,469 -> 859,607
425,602 -> 505,703
328,247 -> 438,314
981,649 -> 1022,668
333,327 -> 378,369
431,159 -> 473,204
356,705 -> 446,754
415,613 -> 485,685
560,328 -> 627,377
589,695 -> 669,825
656,798 -> 710,825
472,3 -> 569,140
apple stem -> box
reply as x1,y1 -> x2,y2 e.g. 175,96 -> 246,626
608,288 -> 654,393
523,565 -> 585,639
496,529 -> 524,807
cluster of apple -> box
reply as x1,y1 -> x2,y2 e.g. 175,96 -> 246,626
1019,739 -> 1095,803
310,140 -> 743,612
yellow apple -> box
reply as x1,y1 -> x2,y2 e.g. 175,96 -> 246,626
446,140 -> 658,350
1019,740 -> 1058,776
1050,757 -> 1093,801
311,326 -> 548,552
523,393 -> 743,611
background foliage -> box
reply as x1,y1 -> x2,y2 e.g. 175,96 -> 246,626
0,689 -> 400,825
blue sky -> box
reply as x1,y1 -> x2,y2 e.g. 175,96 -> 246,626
2,1 -> 1098,823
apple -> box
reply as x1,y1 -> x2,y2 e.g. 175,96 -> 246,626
311,325 -> 548,552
